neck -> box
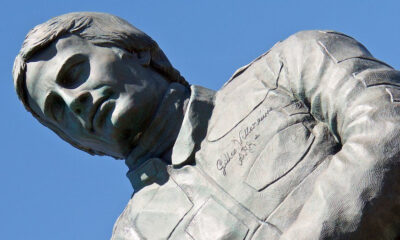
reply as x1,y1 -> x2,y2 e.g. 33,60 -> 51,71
125,83 -> 190,170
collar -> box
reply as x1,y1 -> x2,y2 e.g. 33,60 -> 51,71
126,157 -> 169,192
126,85 -> 215,190
171,85 -> 215,166
125,83 -> 190,170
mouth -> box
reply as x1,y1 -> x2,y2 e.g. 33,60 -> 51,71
91,99 -> 116,132
88,96 -> 111,132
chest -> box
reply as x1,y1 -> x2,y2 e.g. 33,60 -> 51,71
197,89 -> 333,220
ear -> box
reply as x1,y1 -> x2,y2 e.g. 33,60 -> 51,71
137,50 -> 151,67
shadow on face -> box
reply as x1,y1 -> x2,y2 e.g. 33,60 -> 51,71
25,34 -> 170,158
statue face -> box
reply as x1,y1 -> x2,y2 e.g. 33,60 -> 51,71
25,35 -> 169,158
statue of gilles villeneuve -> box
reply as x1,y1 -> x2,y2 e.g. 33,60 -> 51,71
13,12 -> 400,239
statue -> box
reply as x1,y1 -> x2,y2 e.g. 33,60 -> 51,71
13,12 -> 400,239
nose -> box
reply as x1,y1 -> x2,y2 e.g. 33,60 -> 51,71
70,92 -> 91,116
58,86 -> 114,129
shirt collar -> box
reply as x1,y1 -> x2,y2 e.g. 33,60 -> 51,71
126,85 -> 215,190
171,85 -> 215,166
125,83 -> 189,170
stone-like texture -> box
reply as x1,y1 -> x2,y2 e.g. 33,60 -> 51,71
13,12 -> 400,240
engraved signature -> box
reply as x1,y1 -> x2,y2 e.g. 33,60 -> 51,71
216,108 -> 272,175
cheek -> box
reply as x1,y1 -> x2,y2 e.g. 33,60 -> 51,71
89,64 -> 114,86
89,53 -> 121,83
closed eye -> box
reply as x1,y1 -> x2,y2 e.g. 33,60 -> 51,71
56,54 -> 90,89
44,92 -> 66,124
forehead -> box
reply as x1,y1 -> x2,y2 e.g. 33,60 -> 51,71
25,35 -> 91,115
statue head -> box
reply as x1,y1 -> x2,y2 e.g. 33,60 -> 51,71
13,12 -> 188,159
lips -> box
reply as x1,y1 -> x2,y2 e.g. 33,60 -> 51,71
88,95 -> 110,132
92,99 -> 116,132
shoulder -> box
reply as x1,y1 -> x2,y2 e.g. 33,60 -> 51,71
111,199 -> 141,240
284,30 -> 356,44
280,30 -> 374,63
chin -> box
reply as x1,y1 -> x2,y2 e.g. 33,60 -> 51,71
108,96 -> 158,158
109,123 -> 140,158
113,104 -> 153,134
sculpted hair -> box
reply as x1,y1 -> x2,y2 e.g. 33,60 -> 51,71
13,12 -> 188,157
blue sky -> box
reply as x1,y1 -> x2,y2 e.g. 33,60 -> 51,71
2,1 -> 400,239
